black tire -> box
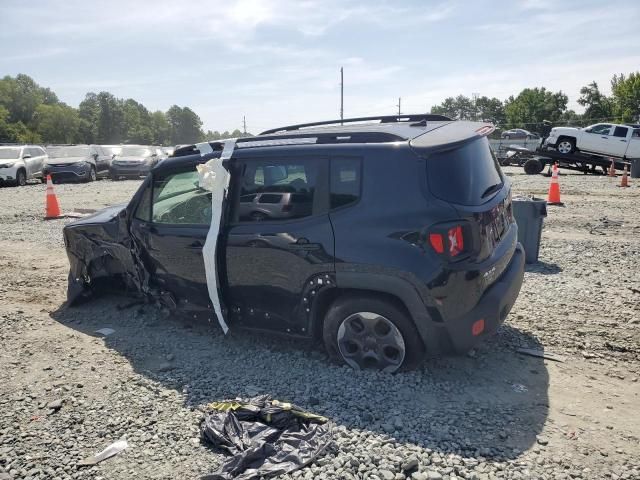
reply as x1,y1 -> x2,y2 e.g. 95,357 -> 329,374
322,294 -> 425,372
16,169 -> 27,187
504,135 -> 510,140
110,174 -> 120,181
250,211 -> 268,221
523,158 -> 544,175
556,137 -> 576,155
40,175 -> 47,184
87,165 -> 97,182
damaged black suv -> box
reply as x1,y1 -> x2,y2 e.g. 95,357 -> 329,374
64,115 -> 525,372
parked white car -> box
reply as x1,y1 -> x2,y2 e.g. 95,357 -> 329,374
545,123 -> 640,158
0,144 -> 48,186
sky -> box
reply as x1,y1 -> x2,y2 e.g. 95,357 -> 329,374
1,0 -> 639,133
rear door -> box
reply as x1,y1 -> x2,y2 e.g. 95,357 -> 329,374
224,154 -> 334,335
611,126 -> 631,157
130,165 -> 212,307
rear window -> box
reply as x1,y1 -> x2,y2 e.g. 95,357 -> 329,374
258,194 -> 283,204
427,137 -> 503,206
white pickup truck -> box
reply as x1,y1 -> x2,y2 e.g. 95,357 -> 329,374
545,123 -> 640,159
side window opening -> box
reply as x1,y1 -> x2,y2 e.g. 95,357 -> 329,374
238,159 -> 318,222
134,184 -> 152,221
613,126 -> 629,138
330,157 -> 361,209
151,169 -> 211,225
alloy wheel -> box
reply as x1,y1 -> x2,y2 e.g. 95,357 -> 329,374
557,141 -> 572,154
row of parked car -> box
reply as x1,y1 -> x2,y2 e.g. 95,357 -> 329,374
0,144 -> 176,186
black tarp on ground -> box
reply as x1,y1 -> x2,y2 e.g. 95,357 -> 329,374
200,395 -> 332,480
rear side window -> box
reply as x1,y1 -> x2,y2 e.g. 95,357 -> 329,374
427,137 -> 503,206
613,126 -> 629,138
258,194 -> 283,204
330,157 -> 361,209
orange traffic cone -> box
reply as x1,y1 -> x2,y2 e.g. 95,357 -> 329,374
608,158 -> 616,177
619,165 -> 630,187
44,175 -> 62,219
547,163 -> 564,206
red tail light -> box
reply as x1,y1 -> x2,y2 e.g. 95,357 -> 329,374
427,222 -> 470,259
282,204 -> 293,212
429,233 -> 444,254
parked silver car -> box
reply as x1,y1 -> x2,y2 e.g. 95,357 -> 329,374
0,144 -> 48,186
238,191 -> 313,221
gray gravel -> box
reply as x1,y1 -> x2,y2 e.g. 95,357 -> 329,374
1,169 -> 639,480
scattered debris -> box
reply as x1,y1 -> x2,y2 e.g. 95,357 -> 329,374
516,347 -> 565,362
95,327 -> 115,336
46,399 -> 63,414
200,395 -> 331,480
511,383 -> 528,393
586,217 -> 623,235
78,439 -> 129,466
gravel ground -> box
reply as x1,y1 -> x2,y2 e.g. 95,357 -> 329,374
1,170 -> 639,480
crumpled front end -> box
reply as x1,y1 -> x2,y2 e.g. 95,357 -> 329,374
63,205 -> 149,305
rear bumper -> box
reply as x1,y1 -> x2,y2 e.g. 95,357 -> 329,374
444,243 -> 525,352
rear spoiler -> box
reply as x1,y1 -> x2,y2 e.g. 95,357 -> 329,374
409,121 -> 495,154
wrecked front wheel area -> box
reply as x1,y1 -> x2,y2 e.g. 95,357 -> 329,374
322,295 -> 425,372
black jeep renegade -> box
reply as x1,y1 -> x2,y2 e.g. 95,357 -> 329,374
64,115 -> 525,372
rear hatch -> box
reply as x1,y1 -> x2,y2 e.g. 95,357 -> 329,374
426,136 -> 512,263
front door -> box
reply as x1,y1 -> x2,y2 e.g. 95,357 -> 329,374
130,166 -> 212,308
224,155 -> 335,336
610,125 -> 631,157
582,124 -> 613,155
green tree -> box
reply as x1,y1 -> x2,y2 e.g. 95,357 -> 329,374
0,74 -> 59,125
32,103 -> 81,143
504,87 -> 568,131
78,92 -> 100,143
611,72 -> 640,123
96,92 -> 125,143
167,105 -> 204,144
150,111 -> 171,145
475,96 -> 506,126
122,99 -> 153,144
431,95 -> 475,120
577,82 -> 613,122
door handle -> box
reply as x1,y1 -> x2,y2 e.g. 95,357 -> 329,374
288,239 -> 321,251
620,139 -> 627,142
601,136 -> 608,139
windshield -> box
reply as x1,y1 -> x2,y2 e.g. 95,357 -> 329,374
103,146 -> 122,155
48,146 -> 90,158
0,148 -> 21,160
427,137 -> 504,206
120,146 -> 152,157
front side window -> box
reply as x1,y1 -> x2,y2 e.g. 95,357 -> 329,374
151,170 -> 211,225
330,157 -> 361,209
588,124 -> 612,135
237,159 -> 317,222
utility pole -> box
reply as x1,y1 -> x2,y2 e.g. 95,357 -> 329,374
340,67 -> 344,124
242,116 -> 247,136
397,97 -> 402,117
472,92 -> 479,121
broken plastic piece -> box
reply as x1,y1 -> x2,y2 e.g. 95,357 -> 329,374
95,328 -> 115,336
516,347 -> 565,362
78,439 -> 128,466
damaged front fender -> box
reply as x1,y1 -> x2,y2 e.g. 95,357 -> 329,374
63,203 -> 150,305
